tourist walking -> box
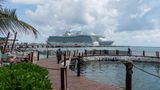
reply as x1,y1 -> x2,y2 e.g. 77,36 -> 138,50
128,48 -> 131,56
56,48 -> 63,64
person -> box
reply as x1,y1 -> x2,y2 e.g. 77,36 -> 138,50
56,48 -> 62,64
128,48 -> 131,56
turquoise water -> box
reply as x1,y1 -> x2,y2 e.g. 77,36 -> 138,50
81,61 -> 160,90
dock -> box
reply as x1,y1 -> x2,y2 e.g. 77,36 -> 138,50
35,57 -> 123,90
1,47 -> 157,90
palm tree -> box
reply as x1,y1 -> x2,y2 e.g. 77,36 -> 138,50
0,0 -> 38,37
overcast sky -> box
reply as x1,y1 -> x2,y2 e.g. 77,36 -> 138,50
3,0 -> 160,46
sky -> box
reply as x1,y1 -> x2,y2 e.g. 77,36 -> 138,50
2,0 -> 160,46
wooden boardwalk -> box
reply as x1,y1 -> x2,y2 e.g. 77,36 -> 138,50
35,57 -> 123,90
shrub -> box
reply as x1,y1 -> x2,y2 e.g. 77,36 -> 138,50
0,62 -> 52,90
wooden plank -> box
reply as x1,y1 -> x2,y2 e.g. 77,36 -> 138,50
11,32 -> 17,52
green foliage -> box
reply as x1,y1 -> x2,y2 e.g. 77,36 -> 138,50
0,0 -> 38,37
0,62 -> 52,90
0,8 -> 38,37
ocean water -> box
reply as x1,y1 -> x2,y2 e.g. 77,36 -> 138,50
38,46 -> 160,52
38,46 -> 160,90
80,61 -> 160,90
38,46 -> 160,59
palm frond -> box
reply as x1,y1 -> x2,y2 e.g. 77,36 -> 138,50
0,8 -> 38,38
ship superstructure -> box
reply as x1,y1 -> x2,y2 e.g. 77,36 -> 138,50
47,31 -> 113,46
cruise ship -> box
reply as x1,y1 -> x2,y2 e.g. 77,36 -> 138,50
47,31 -> 113,46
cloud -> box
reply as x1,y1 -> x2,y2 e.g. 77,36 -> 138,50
11,0 -> 160,46
116,0 -> 160,32
25,0 -> 160,32
105,29 -> 160,46
11,0 -> 45,4
25,0 -> 119,34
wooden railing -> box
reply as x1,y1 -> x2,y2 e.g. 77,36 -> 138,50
54,49 -> 160,90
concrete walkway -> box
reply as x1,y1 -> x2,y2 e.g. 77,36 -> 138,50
35,57 -> 124,90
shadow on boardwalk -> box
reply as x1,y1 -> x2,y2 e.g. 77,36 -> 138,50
35,57 -> 124,90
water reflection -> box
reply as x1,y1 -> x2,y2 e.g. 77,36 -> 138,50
80,61 -> 160,90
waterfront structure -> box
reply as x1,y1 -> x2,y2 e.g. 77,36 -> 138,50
46,32 -> 114,46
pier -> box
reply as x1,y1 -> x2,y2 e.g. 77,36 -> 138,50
1,47 -> 160,90
35,57 -> 123,90
47,49 -> 160,90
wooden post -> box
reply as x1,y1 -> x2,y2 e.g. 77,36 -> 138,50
7,45 -> 9,48
1,32 -> 10,66
125,62 -> 133,90
27,54 -> 30,62
64,51 -> 66,66
92,50 -> 94,56
0,47 -> 2,66
46,45 -> 49,58
85,49 -> 87,56
37,51 -> 40,61
66,50 -> 68,57
26,45 -> 29,48
30,52 -> 34,63
143,50 -> 145,57
3,32 -> 10,53
67,50 -> 69,56
11,32 -> 17,52
77,55 -> 81,77
77,49 -> 78,55
57,54 -> 60,64
61,67 -> 67,90
106,50 -> 109,55
103,50 -> 105,55
73,50 -> 76,57
69,51 -> 71,57
116,50 -> 119,55
47,50 -> 49,58
155,51 -> 159,58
